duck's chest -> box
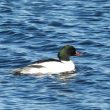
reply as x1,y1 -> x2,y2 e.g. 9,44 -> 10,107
40,60 -> 75,73
61,61 -> 75,71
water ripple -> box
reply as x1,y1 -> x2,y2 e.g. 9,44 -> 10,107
0,0 -> 110,110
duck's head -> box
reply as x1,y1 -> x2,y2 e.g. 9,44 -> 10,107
58,45 -> 81,61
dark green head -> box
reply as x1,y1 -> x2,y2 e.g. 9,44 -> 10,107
58,45 -> 79,61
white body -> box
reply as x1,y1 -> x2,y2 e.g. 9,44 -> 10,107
19,60 -> 75,74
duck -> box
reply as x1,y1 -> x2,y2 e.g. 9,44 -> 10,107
14,45 -> 81,75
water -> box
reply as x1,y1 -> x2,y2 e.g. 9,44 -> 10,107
0,0 -> 110,109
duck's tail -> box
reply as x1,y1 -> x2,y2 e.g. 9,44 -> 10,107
13,68 -> 22,75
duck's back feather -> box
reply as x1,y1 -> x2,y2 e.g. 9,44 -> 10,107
32,58 -> 61,64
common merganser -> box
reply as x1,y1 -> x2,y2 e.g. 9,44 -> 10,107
15,45 -> 81,75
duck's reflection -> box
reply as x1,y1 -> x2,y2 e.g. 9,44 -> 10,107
57,71 -> 76,81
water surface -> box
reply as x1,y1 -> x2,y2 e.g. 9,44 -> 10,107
0,0 -> 110,110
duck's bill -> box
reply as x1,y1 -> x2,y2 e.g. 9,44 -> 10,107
74,52 -> 82,56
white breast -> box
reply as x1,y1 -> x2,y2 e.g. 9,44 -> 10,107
20,60 -> 75,74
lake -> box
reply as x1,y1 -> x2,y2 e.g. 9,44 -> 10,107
0,0 -> 110,110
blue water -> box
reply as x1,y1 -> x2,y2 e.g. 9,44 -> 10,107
0,0 -> 110,110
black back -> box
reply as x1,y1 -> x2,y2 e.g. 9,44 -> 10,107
33,58 -> 61,64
